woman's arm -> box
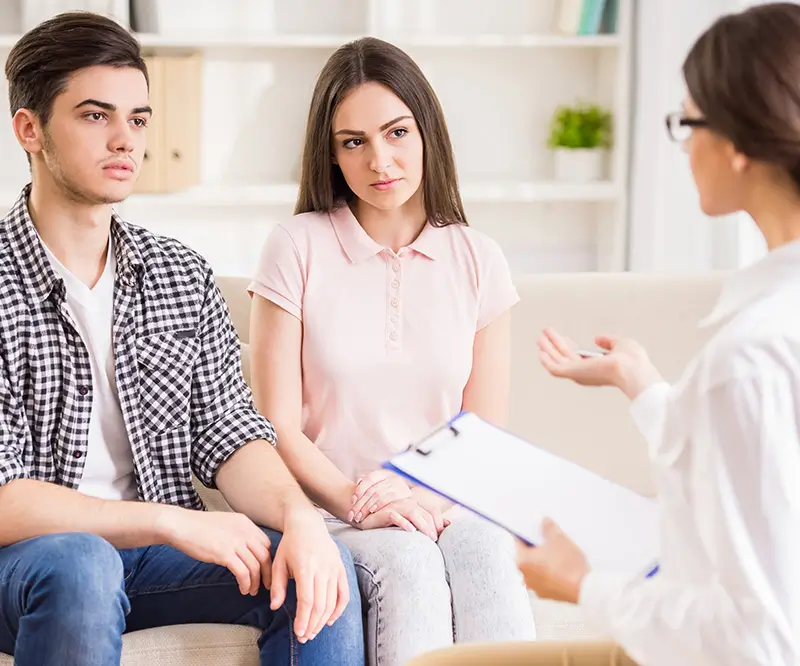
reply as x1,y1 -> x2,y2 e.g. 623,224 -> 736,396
248,295 -> 356,522
461,309 -> 513,426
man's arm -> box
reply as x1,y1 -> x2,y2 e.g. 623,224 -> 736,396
0,478 -> 173,548
0,356 -> 175,548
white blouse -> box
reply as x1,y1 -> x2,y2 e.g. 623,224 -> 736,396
579,238 -> 800,666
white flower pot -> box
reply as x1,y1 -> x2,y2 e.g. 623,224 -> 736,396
553,148 -> 606,183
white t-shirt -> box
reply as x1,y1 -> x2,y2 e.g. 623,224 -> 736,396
41,237 -> 137,501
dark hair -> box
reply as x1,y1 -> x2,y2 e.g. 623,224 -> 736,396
683,2 -> 800,188
295,37 -> 467,227
5,11 -> 147,127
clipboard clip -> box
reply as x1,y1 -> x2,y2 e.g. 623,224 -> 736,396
407,412 -> 465,456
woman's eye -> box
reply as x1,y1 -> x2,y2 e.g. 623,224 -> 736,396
390,128 -> 408,139
343,138 -> 363,148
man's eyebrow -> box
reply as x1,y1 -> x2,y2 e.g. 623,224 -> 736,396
74,99 -> 116,111
333,115 -> 413,136
73,99 -> 153,115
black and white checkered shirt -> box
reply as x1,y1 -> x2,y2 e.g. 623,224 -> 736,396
0,184 -> 276,509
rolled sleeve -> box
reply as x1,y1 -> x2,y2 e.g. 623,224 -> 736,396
0,451 -> 27,488
0,363 -> 28,487
190,266 -> 276,488
476,235 -> 519,331
247,224 -> 304,321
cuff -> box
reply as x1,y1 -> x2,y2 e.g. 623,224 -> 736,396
0,457 -> 28,487
247,282 -> 302,321
629,381 -> 671,453
193,406 -> 277,489
578,570 -> 626,636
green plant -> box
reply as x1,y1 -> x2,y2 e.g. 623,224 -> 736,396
547,102 -> 612,150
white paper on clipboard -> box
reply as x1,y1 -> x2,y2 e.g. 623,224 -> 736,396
383,411 -> 660,578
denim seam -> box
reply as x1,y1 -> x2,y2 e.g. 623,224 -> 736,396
125,579 -> 241,598
355,561 -> 380,666
282,604 -> 298,666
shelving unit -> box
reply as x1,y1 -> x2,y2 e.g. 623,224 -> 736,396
0,0 -> 633,276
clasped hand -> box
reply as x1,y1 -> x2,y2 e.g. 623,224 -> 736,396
348,470 -> 449,541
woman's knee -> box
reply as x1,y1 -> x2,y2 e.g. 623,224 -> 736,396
438,513 -> 517,571
366,530 -> 448,593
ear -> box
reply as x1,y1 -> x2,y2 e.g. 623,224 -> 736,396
12,109 -> 45,156
732,152 -> 749,174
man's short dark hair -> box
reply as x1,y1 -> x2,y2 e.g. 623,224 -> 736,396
5,11 -> 148,126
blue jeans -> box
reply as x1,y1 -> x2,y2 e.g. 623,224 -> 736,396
0,529 -> 364,666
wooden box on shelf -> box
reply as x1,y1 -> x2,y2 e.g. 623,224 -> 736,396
135,53 -> 203,194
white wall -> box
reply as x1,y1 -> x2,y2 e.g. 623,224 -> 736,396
627,0 -> 769,273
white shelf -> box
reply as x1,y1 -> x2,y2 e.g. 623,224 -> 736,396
117,181 -> 620,209
0,32 -> 619,51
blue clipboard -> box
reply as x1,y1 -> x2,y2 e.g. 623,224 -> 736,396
383,411 -> 660,579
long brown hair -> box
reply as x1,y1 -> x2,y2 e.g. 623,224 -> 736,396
683,2 -> 800,189
295,37 -> 467,227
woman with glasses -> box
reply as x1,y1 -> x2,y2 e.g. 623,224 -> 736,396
410,3 -> 800,665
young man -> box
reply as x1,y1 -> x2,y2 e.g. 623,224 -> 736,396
0,12 -> 364,666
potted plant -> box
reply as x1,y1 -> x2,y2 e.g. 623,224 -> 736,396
547,102 -> 612,183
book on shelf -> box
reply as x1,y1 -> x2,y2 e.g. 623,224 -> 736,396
554,0 -> 619,36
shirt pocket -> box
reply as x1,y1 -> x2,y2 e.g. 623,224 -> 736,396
137,332 -> 201,435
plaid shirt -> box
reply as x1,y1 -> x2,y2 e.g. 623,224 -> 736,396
0,185 -> 275,509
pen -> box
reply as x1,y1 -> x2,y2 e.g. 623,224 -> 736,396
577,349 -> 609,358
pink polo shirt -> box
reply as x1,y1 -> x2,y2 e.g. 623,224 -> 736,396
248,203 -> 519,482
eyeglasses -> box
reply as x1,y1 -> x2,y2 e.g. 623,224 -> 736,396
665,112 -> 709,142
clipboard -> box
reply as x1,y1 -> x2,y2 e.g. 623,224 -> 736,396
383,411 -> 660,579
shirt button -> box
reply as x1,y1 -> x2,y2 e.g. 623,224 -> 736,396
390,314 -> 399,323
389,331 -> 398,341
391,298 -> 399,308
392,263 -> 400,272
78,385 -> 90,396
391,280 -> 399,289
74,451 -> 83,459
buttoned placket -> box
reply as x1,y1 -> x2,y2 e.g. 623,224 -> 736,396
50,279 -> 93,481
385,248 -> 406,352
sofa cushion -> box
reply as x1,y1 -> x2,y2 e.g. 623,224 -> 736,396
0,624 -> 260,666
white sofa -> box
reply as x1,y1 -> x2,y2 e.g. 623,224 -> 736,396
0,271 -> 726,665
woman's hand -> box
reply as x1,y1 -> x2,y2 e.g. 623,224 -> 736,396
348,470 -> 412,524
536,327 -> 663,400
357,498 -> 439,541
515,518 -> 590,604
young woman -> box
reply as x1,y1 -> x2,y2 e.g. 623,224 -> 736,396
247,36 -> 535,666
409,3 -> 800,666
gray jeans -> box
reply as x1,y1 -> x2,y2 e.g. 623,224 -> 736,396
327,508 -> 536,666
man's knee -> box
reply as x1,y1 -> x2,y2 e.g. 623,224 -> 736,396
30,533 -> 124,608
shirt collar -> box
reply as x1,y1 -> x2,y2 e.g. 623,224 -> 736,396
329,202 -> 444,263
2,183 -> 143,303
699,236 -> 800,328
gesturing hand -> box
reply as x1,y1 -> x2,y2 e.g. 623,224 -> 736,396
348,469 -> 412,523
537,327 -> 662,400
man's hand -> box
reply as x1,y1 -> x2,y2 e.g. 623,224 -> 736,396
358,497 -> 439,541
158,506 -> 272,597
515,517 -> 590,604
269,508 -> 350,643
348,470 -> 412,523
